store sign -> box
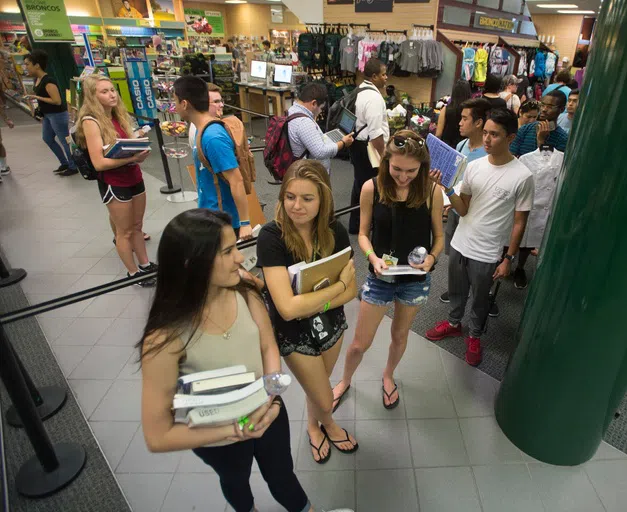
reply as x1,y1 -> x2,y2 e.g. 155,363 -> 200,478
18,0 -> 74,42
355,0 -> 393,12
124,53 -> 157,126
184,9 -> 225,38
478,16 -> 515,31
271,7 -> 283,23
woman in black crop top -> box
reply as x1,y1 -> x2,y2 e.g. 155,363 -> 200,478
333,130 -> 444,411
24,50 -> 77,176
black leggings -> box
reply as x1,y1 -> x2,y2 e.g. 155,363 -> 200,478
192,405 -> 309,512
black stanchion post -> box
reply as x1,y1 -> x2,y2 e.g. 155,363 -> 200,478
0,324 -> 85,497
0,257 -> 26,288
5,341 -> 67,427
155,118 -> 181,195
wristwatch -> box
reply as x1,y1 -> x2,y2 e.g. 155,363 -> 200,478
504,254 -> 514,262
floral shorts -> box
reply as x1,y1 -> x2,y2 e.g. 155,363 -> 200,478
276,310 -> 348,357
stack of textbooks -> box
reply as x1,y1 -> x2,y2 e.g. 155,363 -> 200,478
288,246 -> 352,294
103,138 -> 152,159
173,365 -> 268,428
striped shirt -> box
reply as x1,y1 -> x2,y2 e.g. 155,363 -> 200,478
510,122 -> 569,157
287,103 -> 338,172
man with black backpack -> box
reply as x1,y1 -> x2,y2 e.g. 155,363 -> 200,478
287,83 -> 354,173
173,76 -> 253,240
349,59 -> 389,233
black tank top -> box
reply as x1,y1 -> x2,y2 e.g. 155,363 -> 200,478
369,179 -> 433,281
441,105 -> 463,149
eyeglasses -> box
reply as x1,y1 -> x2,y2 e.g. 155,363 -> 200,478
540,102 -> 559,110
212,99 -> 225,105
393,134 -> 425,149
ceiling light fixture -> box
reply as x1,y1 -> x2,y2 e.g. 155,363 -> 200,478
557,9 -> 596,12
536,4 -> 578,8
225,0 -> 247,4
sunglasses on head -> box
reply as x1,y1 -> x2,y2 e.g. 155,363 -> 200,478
392,134 -> 425,149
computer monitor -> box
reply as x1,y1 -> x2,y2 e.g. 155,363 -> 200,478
250,60 -> 267,80
274,64 -> 293,84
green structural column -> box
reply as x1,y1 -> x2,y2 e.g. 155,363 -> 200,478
495,0 -> 627,465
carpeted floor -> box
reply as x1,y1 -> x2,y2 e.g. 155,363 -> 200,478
0,254 -> 131,511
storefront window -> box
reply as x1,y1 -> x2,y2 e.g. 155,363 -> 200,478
477,0 -> 500,9
442,6 -> 472,27
502,0 -> 523,14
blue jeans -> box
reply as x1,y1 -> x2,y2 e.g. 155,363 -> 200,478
42,111 -> 75,169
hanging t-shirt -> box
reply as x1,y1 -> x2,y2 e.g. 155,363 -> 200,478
400,40 -> 422,74
519,148 -> 564,248
545,52 -> 557,78
473,48 -> 488,83
534,51 -> 546,80
340,36 -> 361,73
463,47 -> 476,81
451,156 -> 534,263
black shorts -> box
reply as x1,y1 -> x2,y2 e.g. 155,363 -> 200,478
98,180 -> 146,204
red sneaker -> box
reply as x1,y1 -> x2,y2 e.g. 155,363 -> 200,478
465,336 -> 482,366
425,320 -> 463,341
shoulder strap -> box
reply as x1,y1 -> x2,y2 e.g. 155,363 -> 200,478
196,119 -> 227,211
286,112 -> 312,159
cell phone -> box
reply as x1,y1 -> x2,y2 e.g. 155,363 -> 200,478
548,121 -> 556,131
313,278 -> 330,291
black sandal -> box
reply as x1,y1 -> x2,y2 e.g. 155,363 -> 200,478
320,425 -> 359,454
382,379 -> 400,410
308,432 -> 331,464
332,383 -> 351,413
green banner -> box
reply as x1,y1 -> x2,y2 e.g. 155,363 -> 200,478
18,0 -> 73,42
184,9 -> 225,38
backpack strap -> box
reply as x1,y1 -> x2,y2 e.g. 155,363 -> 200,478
195,118 -> 229,211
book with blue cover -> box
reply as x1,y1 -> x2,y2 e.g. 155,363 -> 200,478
103,137 -> 151,159
426,133 -> 468,189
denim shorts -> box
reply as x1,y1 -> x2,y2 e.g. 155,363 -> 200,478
361,272 -> 432,307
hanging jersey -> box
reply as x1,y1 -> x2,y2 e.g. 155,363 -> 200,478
473,48 -> 488,83
463,47 -> 476,81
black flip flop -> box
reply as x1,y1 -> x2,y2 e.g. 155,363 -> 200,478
320,425 -> 359,454
382,379 -> 400,410
332,383 -> 351,413
308,433 -> 331,464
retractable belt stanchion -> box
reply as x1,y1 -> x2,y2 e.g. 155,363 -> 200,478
0,324 -> 85,497
0,256 -> 26,288
5,340 -> 67,427
155,118 -> 181,195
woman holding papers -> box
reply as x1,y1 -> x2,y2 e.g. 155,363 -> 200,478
257,160 -> 359,464
76,75 -> 156,286
138,209 -> 318,512
333,131 -> 444,411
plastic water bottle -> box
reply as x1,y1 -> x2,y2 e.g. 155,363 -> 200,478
408,246 -> 427,266
263,372 -> 292,395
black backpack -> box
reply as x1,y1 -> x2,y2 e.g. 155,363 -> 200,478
68,120 -> 98,181
324,33 -> 343,71
311,33 -> 326,69
326,85 -> 378,132
298,33 -> 315,69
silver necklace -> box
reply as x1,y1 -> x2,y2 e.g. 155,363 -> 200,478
206,316 -> 231,340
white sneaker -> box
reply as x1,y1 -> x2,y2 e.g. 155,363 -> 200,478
0,167 -> 10,176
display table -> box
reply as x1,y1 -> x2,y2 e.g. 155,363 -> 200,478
235,82 -> 295,122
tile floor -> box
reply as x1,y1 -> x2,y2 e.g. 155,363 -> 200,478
2,124 -> 627,511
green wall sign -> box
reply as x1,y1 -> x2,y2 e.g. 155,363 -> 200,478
18,0 -> 74,42
184,9 -> 225,38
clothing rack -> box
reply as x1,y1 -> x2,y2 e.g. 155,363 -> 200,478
412,24 -> 435,30
366,29 -> 408,36
452,40 -> 494,46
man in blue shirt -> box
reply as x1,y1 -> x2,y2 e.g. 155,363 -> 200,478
173,76 -> 252,239
557,89 -> 579,133
510,90 -> 569,157
542,70 -> 572,100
